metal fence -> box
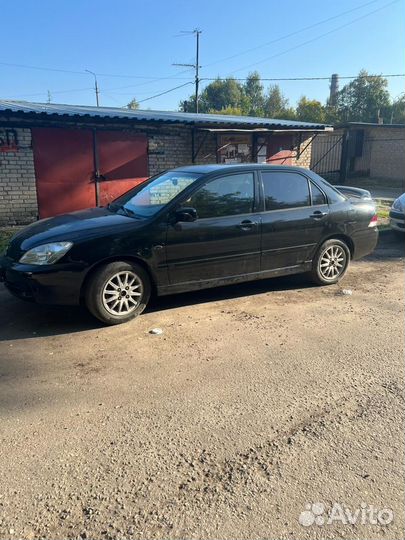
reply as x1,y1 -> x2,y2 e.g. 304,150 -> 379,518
310,133 -> 343,181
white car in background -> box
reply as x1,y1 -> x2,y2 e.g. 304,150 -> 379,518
389,194 -> 405,233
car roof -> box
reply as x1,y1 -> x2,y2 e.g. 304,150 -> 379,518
173,163 -> 311,175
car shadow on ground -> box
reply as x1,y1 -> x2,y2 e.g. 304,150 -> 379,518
0,273 -> 314,342
0,229 -> 402,342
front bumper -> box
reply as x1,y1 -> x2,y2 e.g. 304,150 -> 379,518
389,210 -> 405,232
0,255 -> 87,305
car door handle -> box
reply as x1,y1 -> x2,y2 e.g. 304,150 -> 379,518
237,219 -> 258,230
310,211 -> 328,219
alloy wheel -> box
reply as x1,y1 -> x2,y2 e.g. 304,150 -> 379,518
319,245 -> 347,280
102,271 -> 143,316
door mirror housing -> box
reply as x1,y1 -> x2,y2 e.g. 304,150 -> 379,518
174,207 -> 198,222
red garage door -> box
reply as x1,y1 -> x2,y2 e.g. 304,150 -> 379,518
32,128 -> 95,218
267,135 -> 294,165
96,130 -> 148,206
32,128 -> 148,218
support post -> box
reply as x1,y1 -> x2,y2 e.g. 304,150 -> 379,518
92,129 -> 101,206
339,129 -> 350,183
191,127 -> 195,164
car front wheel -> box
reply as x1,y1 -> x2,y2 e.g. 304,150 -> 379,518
310,239 -> 350,285
85,261 -> 151,325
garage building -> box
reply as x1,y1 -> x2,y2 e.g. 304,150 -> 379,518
0,100 -> 332,225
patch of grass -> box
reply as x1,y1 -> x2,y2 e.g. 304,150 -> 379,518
377,207 -> 390,219
375,200 -> 391,229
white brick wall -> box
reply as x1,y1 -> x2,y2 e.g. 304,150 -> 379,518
0,128 -> 38,225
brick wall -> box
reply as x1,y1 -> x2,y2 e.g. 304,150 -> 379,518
368,127 -> 405,182
0,123 -> 316,226
0,128 -> 38,226
147,127 -> 217,175
292,133 -> 313,168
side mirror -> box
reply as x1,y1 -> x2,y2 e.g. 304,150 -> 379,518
174,207 -> 198,223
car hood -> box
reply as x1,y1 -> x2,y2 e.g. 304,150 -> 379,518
7,207 -> 142,256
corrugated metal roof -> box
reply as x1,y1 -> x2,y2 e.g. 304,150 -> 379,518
0,100 -> 332,131
337,121 -> 405,129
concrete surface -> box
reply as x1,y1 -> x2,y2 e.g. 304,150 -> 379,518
0,231 -> 404,540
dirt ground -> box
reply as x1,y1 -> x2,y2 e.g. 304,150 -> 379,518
0,231 -> 403,540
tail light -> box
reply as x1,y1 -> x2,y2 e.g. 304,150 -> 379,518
368,214 -> 378,227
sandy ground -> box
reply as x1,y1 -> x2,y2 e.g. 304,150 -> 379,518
0,231 -> 404,540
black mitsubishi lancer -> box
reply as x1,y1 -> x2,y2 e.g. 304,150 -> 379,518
0,164 -> 378,325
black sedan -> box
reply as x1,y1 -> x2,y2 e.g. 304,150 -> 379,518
0,164 -> 378,325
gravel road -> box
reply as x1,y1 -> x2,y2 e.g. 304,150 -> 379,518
0,231 -> 403,540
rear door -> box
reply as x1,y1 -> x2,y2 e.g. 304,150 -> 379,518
259,170 -> 329,271
165,171 -> 262,285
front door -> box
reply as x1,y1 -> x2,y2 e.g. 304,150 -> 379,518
259,170 -> 329,270
166,172 -> 261,286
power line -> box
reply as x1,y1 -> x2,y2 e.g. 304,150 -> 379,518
11,87 -> 94,98
202,0 -> 385,68
0,61 -> 87,75
99,67 -> 195,92
8,73 -> 404,100
0,0 -> 400,94
137,81 -> 193,104
200,73 -> 405,82
0,60 -> 194,81
228,0 -> 401,75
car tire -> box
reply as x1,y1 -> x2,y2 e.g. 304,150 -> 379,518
85,261 -> 151,325
310,239 -> 350,286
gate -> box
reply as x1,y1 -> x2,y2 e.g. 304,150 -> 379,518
32,128 -> 148,218
310,133 -> 344,181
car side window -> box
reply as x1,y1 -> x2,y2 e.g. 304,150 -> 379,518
310,182 -> 327,205
261,171 -> 310,211
184,173 -> 254,219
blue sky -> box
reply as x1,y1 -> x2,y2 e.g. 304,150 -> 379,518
1,0 -> 404,110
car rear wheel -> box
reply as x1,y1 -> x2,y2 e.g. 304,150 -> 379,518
85,261 -> 150,325
310,239 -> 350,285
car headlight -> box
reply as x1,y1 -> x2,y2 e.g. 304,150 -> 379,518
19,242 -> 73,265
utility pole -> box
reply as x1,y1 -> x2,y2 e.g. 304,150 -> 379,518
47,90 -> 52,104
195,30 -> 200,113
173,29 -> 202,113
329,73 -> 339,107
85,69 -> 100,107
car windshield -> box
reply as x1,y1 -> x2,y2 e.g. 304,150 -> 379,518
109,171 -> 201,218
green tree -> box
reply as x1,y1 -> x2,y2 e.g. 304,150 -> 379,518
200,77 -> 246,113
336,70 -> 391,123
390,94 -> 405,123
296,96 -> 326,123
180,78 -> 246,113
208,106 -> 244,116
243,71 -> 265,116
263,84 -> 295,119
127,98 -> 140,110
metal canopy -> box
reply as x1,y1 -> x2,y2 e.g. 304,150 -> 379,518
198,127 -> 333,133
0,100 -> 333,131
